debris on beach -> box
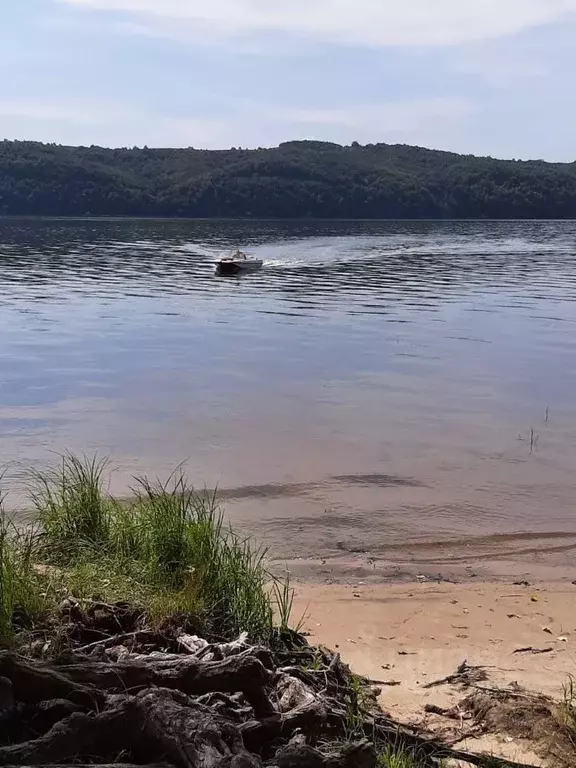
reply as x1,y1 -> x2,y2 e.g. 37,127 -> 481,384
422,661 -> 489,690
513,646 -> 554,655
0,598 -> 556,768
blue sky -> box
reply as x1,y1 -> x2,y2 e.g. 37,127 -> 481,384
2,0 -> 576,159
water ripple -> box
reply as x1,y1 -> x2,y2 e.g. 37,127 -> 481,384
2,217 -> 576,560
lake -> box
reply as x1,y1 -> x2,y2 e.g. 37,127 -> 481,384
1,218 -> 576,580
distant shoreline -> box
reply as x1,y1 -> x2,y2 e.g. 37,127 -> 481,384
3,139 -> 576,218
3,214 -> 576,222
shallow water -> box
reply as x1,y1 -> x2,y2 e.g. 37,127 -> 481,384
1,218 -> 576,575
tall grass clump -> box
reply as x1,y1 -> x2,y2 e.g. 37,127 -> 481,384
131,473 -> 195,584
0,494 -> 55,647
0,506 -> 12,643
30,453 -> 112,563
129,475 -> 275,641
23,456 -> 292,644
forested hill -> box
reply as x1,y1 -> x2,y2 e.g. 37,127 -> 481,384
1,138 -> 576,218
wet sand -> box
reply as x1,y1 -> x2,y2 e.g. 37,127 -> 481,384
269,534 -> 576,585
217,464 -> 576,584
294,581 -> 576,761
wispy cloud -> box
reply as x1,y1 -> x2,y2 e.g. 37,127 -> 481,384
57,0 -> 576,46
0,95 -> 477,150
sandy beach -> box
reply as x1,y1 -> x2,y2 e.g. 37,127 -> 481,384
294,580 -> 576,762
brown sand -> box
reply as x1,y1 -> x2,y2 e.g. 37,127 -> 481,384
294,581 -> 576,763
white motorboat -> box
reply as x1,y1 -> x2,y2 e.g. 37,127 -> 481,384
215,250 -> 263,276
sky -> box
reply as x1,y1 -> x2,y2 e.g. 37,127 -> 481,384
2,1 -> 576,159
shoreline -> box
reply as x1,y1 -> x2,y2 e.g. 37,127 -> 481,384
271,547 -> 576,586
3,451 -> 576,765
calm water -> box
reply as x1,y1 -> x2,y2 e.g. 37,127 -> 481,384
2,218 -> 576,577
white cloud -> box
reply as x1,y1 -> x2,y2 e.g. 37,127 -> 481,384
57,0 -> 576,46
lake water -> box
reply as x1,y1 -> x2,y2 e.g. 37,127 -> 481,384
1,218 -> 576,580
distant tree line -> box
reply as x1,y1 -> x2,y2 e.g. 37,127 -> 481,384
1,138 -> 575,218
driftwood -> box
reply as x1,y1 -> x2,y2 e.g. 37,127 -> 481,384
512,646 -> 554,655
422,661 -> 488,690
0,629 -> 550,768
424,703 -> 461,719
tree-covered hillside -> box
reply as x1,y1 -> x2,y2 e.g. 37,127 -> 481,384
1,139 -> 576,218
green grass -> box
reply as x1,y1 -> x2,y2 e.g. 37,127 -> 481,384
1,455 -> 294,648
0,495 -> 57,647
342,673 -> 370,741
558,676 -> 576,752
0,500 -> 13,642
1,455 -> 450,768
377,746 -> 420,768
30,452 -> 113,563
126,473 -> 275,639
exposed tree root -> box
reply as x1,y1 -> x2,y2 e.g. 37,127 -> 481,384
0,615 -> 556,768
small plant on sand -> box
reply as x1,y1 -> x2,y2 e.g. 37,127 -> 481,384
377,746 -> 419,768
273,571 -> 298,631
342,673 -> 371,741
558,675 -> 576,750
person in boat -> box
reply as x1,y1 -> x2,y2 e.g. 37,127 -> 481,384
234,249 -> 247,260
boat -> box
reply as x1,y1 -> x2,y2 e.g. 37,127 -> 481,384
215,250 -> 263,276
